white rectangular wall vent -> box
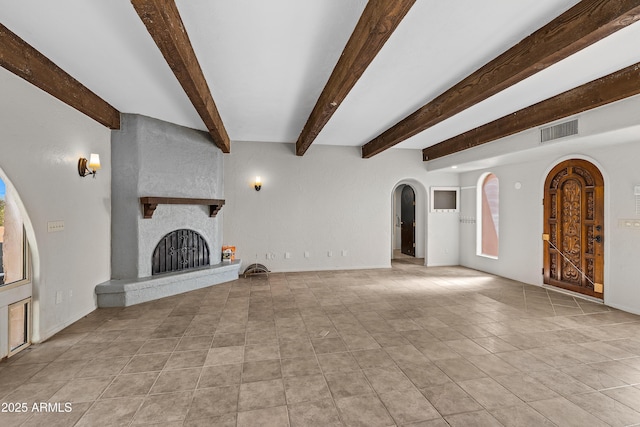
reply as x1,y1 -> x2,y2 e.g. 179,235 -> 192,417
540,119 -> 578,143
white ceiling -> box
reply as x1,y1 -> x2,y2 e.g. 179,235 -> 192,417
2,0 -> 639,153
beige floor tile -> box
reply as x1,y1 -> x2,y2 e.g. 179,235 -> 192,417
317,352 -> 360,373
401,418 -> 449,427
467,354 -> 521,377
335,394 -> 394,427
489,402 -> 555,426
76,356 -> 131,378
371,332 -> 411,347
602,385 -> 640,412
386,345 -> 430,365
244,344 -> 280,361
445,339 -> 491,357
137,337 -> 180,354
211,332 -> 245,348
351,348 -> 396,369
288,399 -> 342,427
242,359 -> 282,383
529,397 -> 610,427
2,380 -> 66,405
237,405 -> 289,427
283,374 -> 331,404
165,349 -> 208,370
527,368 -> 594,396
132,391 -> 193,424
310,337 -> 347,354
48,376 -> 113,403
150,367 -> 201,394
363,366 -> 415,393
101,371 -> 159,398
399,362 -> 452,388
122,352 -> 170,373
434,358 -> 487,382
198,364 -> 242,388
238,379 -> 286,411
415,341 -> 461,361
183,412 -> 236,427
561,364 -> 627,390
495,350 -> 554,372
177,335 -> 214,351
205,346 -> 244,366
278,340 -> 315,359
458,377 -> 523,409
379,388 -> 440,424
493,373 -> 560,402
444,410 -> 503,426
186,386 -> 239,420
421,382 -> 483,415
280,357 -> 321,377
568,391 -> 640,426
325,371 -> 374,399
27,360 -> 89,383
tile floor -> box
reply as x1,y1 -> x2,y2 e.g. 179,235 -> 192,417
2,262 -> 640,426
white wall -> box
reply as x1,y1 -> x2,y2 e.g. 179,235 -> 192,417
223,142 -> 459,272
0,68 -> 111,346
448,96 -> 640,315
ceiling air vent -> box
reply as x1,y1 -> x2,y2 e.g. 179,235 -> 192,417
540,119 -> 578,143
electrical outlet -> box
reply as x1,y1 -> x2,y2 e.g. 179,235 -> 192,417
285,252 -> 291,259
328,251 -> 333,257
266,253 -> 270,260
304,251 -> 310,258
618,219 -> 640,228
55,291 -> 63,304
341,250 -> 347,257
47,220 -> 65,233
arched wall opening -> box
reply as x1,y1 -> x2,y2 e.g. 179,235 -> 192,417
391,179 -> 427,264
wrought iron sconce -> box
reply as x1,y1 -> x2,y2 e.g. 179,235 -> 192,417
254,176 -> 262,191
78,153 -> 101,178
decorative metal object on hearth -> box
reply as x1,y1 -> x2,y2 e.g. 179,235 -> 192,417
243,263 -> 270,278
152,229 -> 209,275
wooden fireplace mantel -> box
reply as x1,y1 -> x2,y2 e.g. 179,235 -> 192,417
140,197 -> 225,219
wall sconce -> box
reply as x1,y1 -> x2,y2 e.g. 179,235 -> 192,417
254,176 -> 262,191
78,153 -> 101,178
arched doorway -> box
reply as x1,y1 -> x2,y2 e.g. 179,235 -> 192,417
392,181 -> 426,263
400,185 -> 416,257
543,159 -> 604,299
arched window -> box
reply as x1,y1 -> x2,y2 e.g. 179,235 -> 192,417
477,173 -> 499,258
0,175 -> 31,357
0,177 -> 27,287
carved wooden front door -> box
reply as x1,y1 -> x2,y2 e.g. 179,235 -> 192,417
543,159 -> 604,299
401,185 -> 415,257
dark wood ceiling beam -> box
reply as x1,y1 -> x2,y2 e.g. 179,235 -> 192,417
422,62 -> 640,161
362,0 -> 640,158
0,23 -> 120,129
295,0 -> 416,156
131,0 -> 230,153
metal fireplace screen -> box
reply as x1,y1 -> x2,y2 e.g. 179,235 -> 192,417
152,229 -> 210,275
